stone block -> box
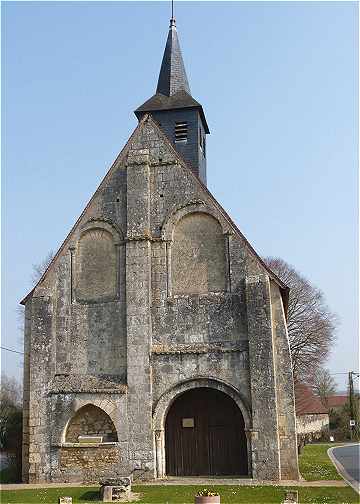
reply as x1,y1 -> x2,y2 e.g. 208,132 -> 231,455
283,490 -> 298,503
100,477 -> 131,502
58,497 -> 72,504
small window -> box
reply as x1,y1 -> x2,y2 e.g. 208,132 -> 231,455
199,128 -> 206,158
175,122 -> 188,143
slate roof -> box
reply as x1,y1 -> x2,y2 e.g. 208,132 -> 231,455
294,382 -> 328,416
135,90 -> 210,134
156,18 -> 190,97
134,19 -> 210,133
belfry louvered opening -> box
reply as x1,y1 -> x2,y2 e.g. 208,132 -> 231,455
174,121 -> 188,142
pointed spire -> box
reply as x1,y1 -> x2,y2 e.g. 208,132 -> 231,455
156,18 -> 191,97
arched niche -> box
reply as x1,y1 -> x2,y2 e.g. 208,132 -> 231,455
65,404 -> 118,443
74,220 -> 122,303
170,212 -> 227,295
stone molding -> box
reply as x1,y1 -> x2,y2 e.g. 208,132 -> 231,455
48,375 -> 127,395
151,342 -> 249,355
161,201 -> 231,241
51,398 -> 120,446
61,442 -> 118,448
153,377 -> 251,431
78,219 -> 123,243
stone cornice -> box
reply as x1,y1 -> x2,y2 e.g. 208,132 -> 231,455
151,341 -> 249,355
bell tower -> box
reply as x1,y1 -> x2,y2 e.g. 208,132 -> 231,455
135,17 -> 209,185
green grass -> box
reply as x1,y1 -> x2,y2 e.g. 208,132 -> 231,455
0,485 -> 358,504
298,443 -> 343,481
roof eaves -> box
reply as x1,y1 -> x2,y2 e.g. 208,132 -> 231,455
135,93 -> 210,134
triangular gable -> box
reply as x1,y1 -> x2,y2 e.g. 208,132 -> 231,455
20,118 -> 144,305
145,116 -> 290,304
21,114 -> 289,308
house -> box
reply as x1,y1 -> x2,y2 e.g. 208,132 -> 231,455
295,382 -> 329,442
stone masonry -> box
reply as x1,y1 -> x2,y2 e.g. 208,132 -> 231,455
22,115 -> 299,482
22,15 -> 299,483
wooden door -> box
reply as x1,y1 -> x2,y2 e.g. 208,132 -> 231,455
165,387 -> 248,476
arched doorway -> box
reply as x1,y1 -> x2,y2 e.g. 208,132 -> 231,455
165,387 -> 248,476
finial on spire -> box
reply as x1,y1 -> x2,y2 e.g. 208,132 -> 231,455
170,0 -> 175,27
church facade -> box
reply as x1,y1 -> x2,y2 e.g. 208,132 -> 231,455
21,17 -> 299,483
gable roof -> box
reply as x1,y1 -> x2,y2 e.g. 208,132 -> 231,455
21,114 -> 289,306
294,382 -> 328,416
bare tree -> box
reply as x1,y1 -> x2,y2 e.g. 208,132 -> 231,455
264,257 -> 338,383
30,250 -> 55,285
312,368 -> 337,407
17,250 -> 55,336
0,374 -> 23,481
0,374 -> 22,448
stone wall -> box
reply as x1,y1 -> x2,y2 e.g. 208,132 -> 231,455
21,301 -> 31,482
171,212 -> 226,295
59,446 -> 120,483
23,115 -> 299,482
76,228 -> 117,302
152,348 -> 250,406
270,281 -> 299,480
296,414 -> 329,436
65,404 -> 118,443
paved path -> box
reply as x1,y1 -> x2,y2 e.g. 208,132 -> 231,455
328,443 -> 360,494
1,478 -> 347,490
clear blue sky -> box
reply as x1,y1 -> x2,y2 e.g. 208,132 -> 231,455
2,1 -> 358,391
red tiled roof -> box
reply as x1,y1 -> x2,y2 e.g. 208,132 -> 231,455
327,395 -> 348,408
294,382 -> 328,416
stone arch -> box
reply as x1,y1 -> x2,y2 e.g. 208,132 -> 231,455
153,378 -> 252,478
61,400 -> 118,444
161,202 -> 230,241
162,203 -> 233,296
75,219 -> 122,302
78,219 -> 123,244
154,377 -> 251,430
171,212 -> 227,295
